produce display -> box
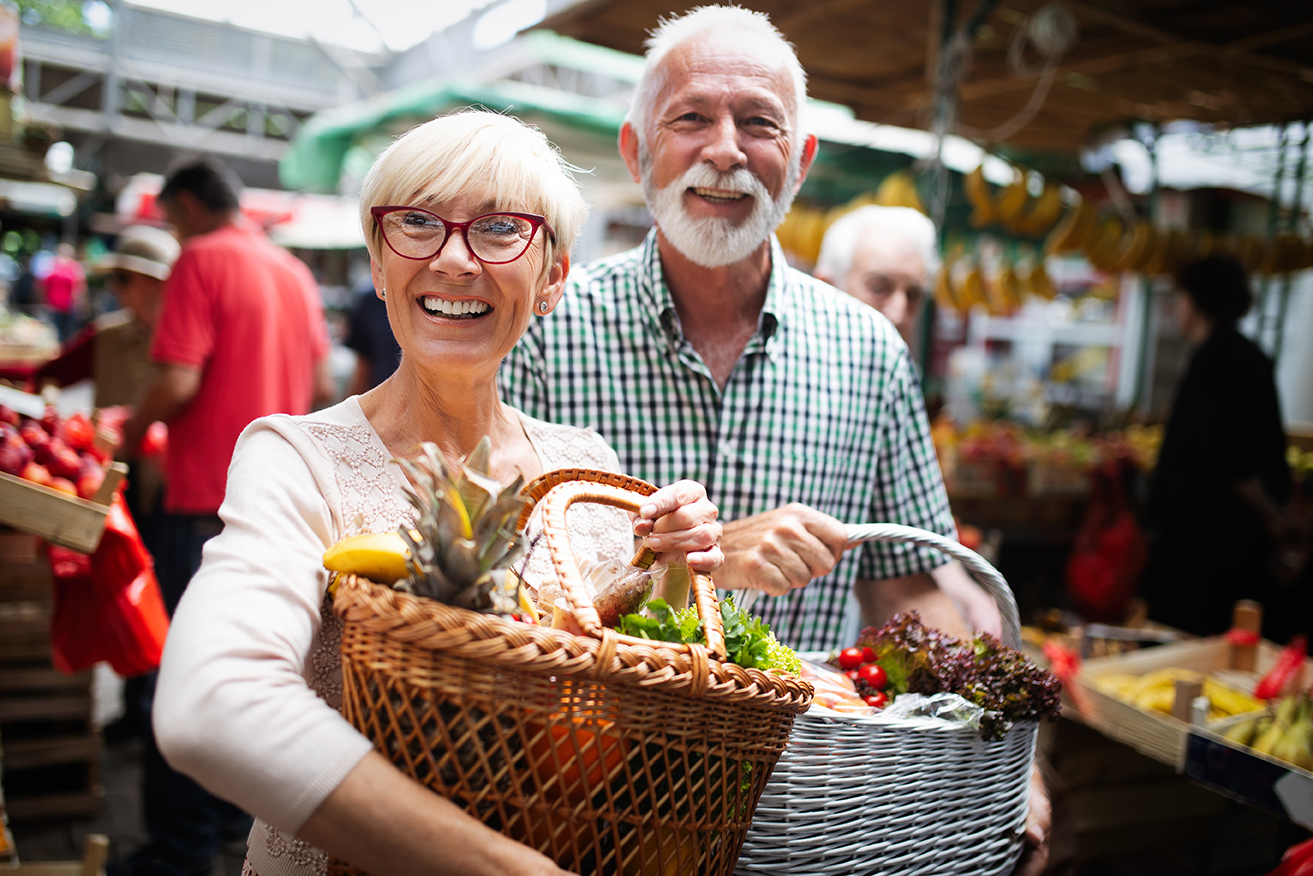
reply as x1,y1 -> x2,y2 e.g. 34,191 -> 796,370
1090,668 -> 1263,722
1220,691 -> 1313,771
0,405 -> 110,499
826,611 -> 1064,741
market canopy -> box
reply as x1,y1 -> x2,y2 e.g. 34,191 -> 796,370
537,0 -> 1313,153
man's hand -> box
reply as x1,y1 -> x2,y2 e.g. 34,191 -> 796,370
1013,763 -> 1051,876
123,362 -> 201,455
932,562 -> 1003,637
714,504 -> 848,596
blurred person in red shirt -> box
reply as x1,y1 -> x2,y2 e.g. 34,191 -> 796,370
116,158 -> 331,876
42,241 -> 87,341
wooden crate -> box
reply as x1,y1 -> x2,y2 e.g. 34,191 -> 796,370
1070,636 -> 1311,771
0,463 -> 126,554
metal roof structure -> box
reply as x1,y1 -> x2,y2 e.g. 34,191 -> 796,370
538,0 -> 1313,154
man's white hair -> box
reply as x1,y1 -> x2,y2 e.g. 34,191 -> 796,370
625,5 -> 809,143
815,205 -> 941,281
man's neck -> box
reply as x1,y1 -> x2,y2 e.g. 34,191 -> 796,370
656,230 -> 773,388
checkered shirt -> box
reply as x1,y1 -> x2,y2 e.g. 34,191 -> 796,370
499,230 -> 954,652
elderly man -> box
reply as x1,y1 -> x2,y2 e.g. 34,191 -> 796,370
816,204 -> 1003,635
503,6 -> 962,651
501,8 -> 1048,869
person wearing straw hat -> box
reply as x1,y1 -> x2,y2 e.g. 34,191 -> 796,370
151,110 -> 723,876
36,224 -> 180,408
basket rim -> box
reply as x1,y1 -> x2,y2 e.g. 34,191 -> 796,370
333,573 -> 814,715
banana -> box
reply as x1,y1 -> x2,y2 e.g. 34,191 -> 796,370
1084,217 -> 1126,272
935,264 -> 960,311
875,171 -> 926,215
1045,201 -> 1096,254
960,265 -> 988,310
322,531 -> 412,584
1014,182 -> 1063,237
994,169 -> 1031,225
1109,221 -> 1156,273
995,263 -> 1024,314
1202,678 -> 1264,718
775,205 -> 801,255
965,165 -> 997,228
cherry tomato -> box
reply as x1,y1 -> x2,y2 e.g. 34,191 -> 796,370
837,647 -> 865,671
858,663 -> 888,691
864,691 -> 889,709
861,646 -> 875,663
844,669 -> 861,683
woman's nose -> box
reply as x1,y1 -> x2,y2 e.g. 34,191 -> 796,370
430,230 -> 481,273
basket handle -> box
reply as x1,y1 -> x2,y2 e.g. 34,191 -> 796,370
540,479 -> 727,661
844,523 -> 1022,649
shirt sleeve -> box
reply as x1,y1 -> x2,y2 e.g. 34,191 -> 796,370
855,344 -> 956,582
151,249 -> 215,369
153,417 -> 372,833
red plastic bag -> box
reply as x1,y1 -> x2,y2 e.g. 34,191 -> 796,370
1066,458 -> 1147,623
47,493 -> 169,677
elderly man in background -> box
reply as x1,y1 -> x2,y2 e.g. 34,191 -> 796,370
816,204 -> 1003,636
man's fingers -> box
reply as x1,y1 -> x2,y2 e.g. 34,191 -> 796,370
643,520 -> 722,553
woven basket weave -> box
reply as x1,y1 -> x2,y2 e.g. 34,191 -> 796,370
329,469 -> 813,876
735,523 -> 1036,876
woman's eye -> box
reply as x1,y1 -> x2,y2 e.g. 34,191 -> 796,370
401,212 -> 440,229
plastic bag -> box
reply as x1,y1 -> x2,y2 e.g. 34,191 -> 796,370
47,493 -> 170,677
1066,458 -> 1146,622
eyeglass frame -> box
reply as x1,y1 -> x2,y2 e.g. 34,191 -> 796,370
370,206 -> 557,266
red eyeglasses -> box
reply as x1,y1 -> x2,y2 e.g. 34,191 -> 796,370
371,206 -> 556,265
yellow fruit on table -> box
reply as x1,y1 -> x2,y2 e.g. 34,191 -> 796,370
322,531 -> 412,584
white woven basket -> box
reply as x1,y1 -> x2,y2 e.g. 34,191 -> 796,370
735,523 -> 1036,876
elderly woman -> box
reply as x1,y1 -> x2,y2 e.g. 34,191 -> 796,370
153,111 -> 723,876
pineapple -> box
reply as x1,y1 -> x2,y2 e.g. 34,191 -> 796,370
394,436 -> 530,614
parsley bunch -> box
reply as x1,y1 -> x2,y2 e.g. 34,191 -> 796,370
618,595 -> 801,674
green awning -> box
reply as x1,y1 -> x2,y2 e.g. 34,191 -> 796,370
279,32 -> 640,192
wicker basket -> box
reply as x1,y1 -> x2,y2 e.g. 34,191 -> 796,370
735,523 -> 1036,876
329,469 -> 813,876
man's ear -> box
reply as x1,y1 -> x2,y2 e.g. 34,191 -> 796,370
619,122 -> 643,185
793,134 -> 820,194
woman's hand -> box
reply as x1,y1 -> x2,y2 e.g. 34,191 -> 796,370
633,480 -> 723,573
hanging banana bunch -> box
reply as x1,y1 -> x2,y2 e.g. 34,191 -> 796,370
1045,201 -> 1097,254
874,170 -> 928,214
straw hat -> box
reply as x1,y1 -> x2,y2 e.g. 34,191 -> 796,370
98,225 -> 180,281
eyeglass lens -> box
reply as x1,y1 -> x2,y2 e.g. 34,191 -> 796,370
380,210 -> 538,263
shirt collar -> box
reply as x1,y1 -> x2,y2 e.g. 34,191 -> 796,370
641,228 -> 786,348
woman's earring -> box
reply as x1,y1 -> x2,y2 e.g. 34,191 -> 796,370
538,300 -> 550,314
380,287 -> 387,300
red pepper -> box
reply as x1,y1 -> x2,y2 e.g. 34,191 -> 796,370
1255,635 -> 1307,700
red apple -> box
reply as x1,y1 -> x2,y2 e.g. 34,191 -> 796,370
20,461 -> 51,486
60,413 -> 95,451
0,442 -> 27,476
19,422 -> 49,452
0,405 -> 18,426
76,468 -> 105,500
47,477 -> 78,496
46,444 -> 83,481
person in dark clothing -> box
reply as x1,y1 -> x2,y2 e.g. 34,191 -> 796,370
1140,256 -> 1305,638
343,280 -> 400,395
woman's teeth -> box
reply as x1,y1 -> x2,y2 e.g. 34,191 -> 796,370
421,296 -> 490,318
692,187 -> 746,202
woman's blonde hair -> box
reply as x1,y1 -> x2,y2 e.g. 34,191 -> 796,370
358,110 -> 589,272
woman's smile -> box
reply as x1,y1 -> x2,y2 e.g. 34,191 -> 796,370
418,294 -> 492,320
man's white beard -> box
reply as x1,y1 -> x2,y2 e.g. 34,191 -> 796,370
641,145 -> 801,269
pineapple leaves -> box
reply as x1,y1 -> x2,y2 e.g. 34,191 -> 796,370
392,437 -> 531,614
